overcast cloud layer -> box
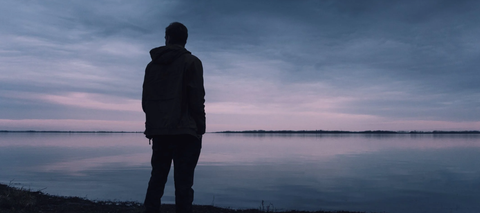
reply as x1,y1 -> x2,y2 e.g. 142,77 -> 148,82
1,0 -> 479,131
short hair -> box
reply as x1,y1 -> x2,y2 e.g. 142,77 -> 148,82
165,22 -> 188,46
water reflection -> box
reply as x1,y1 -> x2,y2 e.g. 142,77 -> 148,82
1,132 -> 479,213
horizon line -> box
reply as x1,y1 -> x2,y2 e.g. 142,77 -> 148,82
215,130 -> 480,134
0,130 -> 143,133
1,130 -> 480,134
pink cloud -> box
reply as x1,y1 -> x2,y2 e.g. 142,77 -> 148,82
0,119 -> 143,131
41,92 -> 141,112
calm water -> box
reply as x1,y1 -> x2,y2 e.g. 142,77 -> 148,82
1,132 -> 480,213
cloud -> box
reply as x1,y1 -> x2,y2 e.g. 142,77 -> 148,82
41,92 -> 141,112
0,119 -> 143,131
1,0 -> 480,131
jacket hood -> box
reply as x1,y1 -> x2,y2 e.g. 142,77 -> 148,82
150,45 -> 190,64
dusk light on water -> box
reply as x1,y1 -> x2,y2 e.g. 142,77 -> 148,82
1,132 -> 480,213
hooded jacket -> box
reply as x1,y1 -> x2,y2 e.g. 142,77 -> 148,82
142,45 -> 205,139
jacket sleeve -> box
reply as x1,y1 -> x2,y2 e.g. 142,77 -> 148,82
141,63 -> 150,113
186,56 -> 206,135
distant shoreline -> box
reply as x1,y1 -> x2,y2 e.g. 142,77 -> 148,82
1,130 -> 479,134
215,130 -> 480,134
0,130 -> 143,133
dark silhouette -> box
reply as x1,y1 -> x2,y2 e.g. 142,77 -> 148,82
142,22 -> 206,213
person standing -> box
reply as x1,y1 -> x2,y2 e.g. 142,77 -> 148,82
142,22 -> 205,213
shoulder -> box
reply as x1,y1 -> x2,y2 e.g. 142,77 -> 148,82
184,53 -> 201,64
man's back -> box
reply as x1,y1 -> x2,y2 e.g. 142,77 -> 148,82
142,45 -> 205,139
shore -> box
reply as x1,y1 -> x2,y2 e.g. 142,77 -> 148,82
0,183 -> 366,213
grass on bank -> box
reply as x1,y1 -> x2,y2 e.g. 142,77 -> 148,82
0,183 -> 367,213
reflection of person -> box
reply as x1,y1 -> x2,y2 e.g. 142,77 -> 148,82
142,22 -> 205,213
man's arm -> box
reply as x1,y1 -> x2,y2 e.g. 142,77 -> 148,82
187,57 -> 206,135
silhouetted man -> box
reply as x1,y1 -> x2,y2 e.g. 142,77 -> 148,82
142,22 -> 205,213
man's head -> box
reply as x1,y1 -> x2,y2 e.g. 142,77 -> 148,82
165,22 -> 188,46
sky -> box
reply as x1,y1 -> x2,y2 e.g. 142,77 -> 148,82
1,0 -> 480,132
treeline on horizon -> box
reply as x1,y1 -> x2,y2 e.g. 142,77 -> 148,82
0,130 -> 142,133
217,130 -> 480,134
2,130 -> 480,134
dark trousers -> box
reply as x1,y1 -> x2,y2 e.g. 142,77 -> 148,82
144,134 -> 202,213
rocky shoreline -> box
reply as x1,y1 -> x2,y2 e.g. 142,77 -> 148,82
0,183 -> 366,213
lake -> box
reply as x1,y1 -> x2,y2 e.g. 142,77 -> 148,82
1,132 -> 479,213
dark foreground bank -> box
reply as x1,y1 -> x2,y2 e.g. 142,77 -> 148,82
0,183 -> 368,213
